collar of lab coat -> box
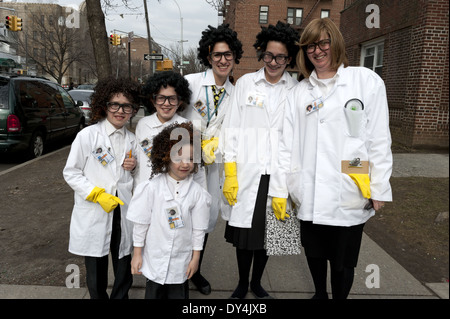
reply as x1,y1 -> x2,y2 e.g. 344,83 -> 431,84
145,113 -> 184,130
161,173 -> 195,201
307,64 -> 348,89
202,68 -> 233,96
104,118 -> 126,137
307,64 -> 347,98
253,67 -> 297,89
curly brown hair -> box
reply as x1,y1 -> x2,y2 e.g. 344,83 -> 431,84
89,77 -> 141,124
150,121 -> 202,179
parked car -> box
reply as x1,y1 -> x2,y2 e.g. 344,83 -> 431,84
76,84 -> 95,90
68,89 -> 94,124
0,74 -> 85,158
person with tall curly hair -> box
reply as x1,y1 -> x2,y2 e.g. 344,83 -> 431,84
220,21 -> 300,299
63,77 -> 141,299
134,71 -> 191,187
180,23 -> 243,295
127,122 -> 211,299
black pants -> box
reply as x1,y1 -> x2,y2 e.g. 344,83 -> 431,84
84,205 -> 133,299
145,279 -> 189,299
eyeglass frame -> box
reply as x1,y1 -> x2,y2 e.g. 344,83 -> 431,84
304,39 -> 331,53
106,102 -> 136,114
261,52 -> 289,65
209,51 -> 235,62
152,94 -> 180,106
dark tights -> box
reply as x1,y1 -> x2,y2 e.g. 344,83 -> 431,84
231,248 -> 269,298
306,256 -> 355,299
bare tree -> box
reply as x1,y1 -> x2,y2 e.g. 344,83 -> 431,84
204,0 -> 224,10
161,44 -> 206,75
14,10 -> 88,84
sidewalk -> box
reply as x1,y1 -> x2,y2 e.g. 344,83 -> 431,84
0,149 -> 448,299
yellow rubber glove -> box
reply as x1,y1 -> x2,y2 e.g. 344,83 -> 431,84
86,186 -> 124,213
348,174 -> 371,199
201,137 -> 219,165
272,197 -> 290,221
223,162 -> 238,206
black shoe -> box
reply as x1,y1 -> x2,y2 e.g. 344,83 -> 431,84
250,283 -> 274,299
191,273 -> 211,295
311,292 -> 329,299
229,283 -> 248,299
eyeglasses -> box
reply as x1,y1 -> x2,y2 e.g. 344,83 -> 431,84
106,102 -> 136,114
209,51 -> 234,62
153,94 -> 180,106
304,39 -> 331,53
261,52 -> 289,65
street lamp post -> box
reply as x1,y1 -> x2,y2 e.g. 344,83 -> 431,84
172,0 -> 187,75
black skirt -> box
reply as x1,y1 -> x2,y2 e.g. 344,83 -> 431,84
224,175 -> 269,251
300,220 -> 365,271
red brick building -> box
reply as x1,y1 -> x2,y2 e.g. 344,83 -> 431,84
225,0 -> 449,149
224,0 -> 345,79
340,0 -> 448,149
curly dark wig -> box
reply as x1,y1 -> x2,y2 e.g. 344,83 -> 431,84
90,77 -> 141,124
150,121 -> 202,179
142,71 -> 192,114
197,24 -> 243,68
253,21 -> 300,68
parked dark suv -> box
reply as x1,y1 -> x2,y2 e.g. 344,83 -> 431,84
0,75 -> 85,158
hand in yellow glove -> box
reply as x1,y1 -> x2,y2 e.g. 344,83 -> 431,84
86,186 -> 124,213
348,174 -> 371,199
272,197 -> 290,221
201,137 -> 219,165
223,162 -> 238,206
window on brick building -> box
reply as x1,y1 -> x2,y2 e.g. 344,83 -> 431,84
321,10 -> 330,18
287,8 -> 303,26
360,40 -> 384,77
259,6 -> 269,24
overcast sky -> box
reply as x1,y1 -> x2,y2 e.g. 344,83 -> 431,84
6,0 -> 221,52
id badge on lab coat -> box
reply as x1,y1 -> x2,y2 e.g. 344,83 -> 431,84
166,205 -> 184,229
193,99 -> 207,118
305,97 -> 324,115
139,138 -> 152,159
246,91 -> 266,108
92,146 -> 115,166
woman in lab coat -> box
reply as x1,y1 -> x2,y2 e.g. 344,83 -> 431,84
181,24 -> 243,295
269,18 -> 393,299
63,77 -> 141,299
221,21 -> 299,299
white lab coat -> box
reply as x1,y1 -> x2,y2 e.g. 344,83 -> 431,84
133,113 -> 188,187
182,69 -> 234,232
269,65 -> 393,227
126,174 -> 211,285
63,120 -> 136,258
221,68 -> 298,228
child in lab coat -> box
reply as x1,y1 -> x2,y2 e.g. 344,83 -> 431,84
127,122 -> 211,299
63,77 -> 141,299
134,71 -> 191,187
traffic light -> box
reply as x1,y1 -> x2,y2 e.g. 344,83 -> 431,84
14,16 -> 22,31
156,59 -> 173,71
5,15 -> 22,32
109,34 -> 121,46
5,16 -> 12,30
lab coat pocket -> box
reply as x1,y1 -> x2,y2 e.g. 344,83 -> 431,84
286,171 -> 303,208
340,173 -> 366,209
343,108 -> 364,138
